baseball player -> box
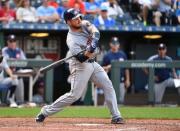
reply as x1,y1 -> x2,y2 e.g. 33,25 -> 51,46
2,34 -> 26,104
102,37 -> 130,104
144,43 -> 180,104
0,55 -> 19,107
36,8 -> 124,124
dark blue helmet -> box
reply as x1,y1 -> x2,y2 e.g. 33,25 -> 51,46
63,8 -> 82,22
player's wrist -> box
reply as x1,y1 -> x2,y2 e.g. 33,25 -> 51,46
75,52 -> 89,63
86,45 -> 95,53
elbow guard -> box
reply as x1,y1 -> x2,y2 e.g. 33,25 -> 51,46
75,53 -> 89,63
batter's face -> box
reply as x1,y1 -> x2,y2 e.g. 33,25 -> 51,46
68,17 -> 82,29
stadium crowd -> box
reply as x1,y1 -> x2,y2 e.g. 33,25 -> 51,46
0,0 -> 180,27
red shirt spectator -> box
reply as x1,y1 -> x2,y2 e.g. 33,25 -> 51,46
48,0 -> 59,8
68,0 -> 86,14
0,0 -> 16,23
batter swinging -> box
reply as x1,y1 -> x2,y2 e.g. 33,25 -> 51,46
35,8 -> 124,124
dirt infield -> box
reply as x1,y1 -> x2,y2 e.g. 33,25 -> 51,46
0,118 -> 180,131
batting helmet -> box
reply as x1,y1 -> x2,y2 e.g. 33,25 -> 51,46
63,8 -> 83,22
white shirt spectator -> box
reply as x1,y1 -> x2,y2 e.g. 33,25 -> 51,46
138,0 -> 152,5
138,0 -> 157,9
16,7 -> 38,22
101,0 -> 124,18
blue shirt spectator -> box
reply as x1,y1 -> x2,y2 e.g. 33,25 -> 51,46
37,6 -> 57,17
85,0 -> 99,15
176,9 -> 180,16
37,0 -> 59,22
95,0 -> 106,6
93,5 -> 116,28
175,2 -> 180,15
57,0 -> 69,19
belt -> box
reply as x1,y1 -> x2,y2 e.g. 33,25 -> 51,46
87,59 -> 95,63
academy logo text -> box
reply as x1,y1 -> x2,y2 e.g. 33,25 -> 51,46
131,62 -> 166,68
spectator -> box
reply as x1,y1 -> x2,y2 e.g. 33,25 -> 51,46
85,0 -> 100,16
102,37 -> 130,104
68,0 -> 86,14
48,0 -> 59,8
94,0 -> 106,6
2,34 -> 26,104
16,0 -> 38,23
37,0 -> 60,23
154,0 -> 172,26
93,5 -> 116,28
174,0 -> 180,24
0,55 -> 18,107
133,0 -> 159,26
57,0 -> 70,19
101,0 -> 124,19
144,43 -> 180,104
0,0 -> 16,23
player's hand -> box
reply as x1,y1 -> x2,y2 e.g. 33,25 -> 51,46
84,51 -> 94,58
86,36 -> 98,53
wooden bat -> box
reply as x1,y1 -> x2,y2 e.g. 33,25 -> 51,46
32,49 -> 85,85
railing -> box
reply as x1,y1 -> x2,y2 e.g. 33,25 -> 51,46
111,60 -> 180,104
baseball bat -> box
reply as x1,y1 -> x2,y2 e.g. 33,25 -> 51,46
32,49 -> 85,85
40,55 -> 73,73
40,49 -> 85,73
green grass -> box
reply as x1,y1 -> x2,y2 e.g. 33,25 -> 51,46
0,106 -> 180,119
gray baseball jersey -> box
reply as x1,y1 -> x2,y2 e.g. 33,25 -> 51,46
40,20 -> 121,120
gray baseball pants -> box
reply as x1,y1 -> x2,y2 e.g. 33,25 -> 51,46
41,61 -> 121,119
154,78 -> 180,103
119,83 -> 126,104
